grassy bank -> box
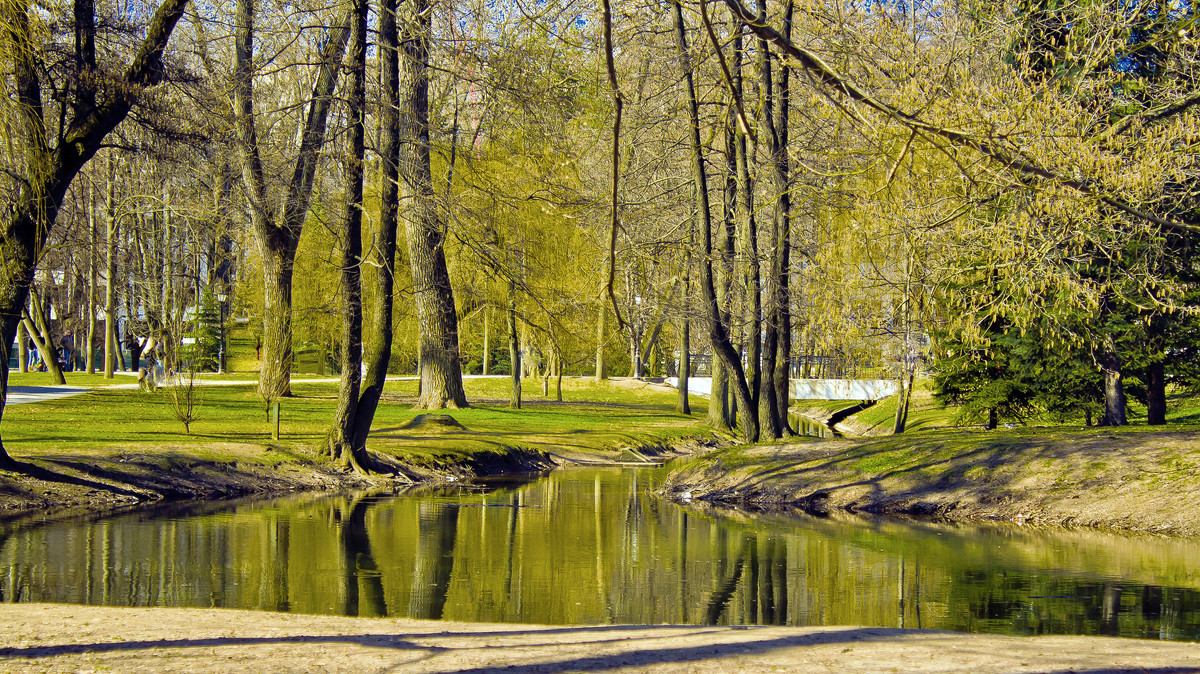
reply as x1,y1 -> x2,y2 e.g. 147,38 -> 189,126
0,376 -> 711,515
663,423 -> 1200,536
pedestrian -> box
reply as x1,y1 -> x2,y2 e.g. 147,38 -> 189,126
60,330 -> 74,372
26,338 -> 38,371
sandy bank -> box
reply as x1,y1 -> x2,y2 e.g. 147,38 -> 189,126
0,603 -> 1196,673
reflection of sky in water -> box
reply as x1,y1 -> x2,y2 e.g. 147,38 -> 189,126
1,465 -> 1198,640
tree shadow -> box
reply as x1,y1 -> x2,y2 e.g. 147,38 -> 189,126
0,626 -> 903,666
0,459 -> 145,499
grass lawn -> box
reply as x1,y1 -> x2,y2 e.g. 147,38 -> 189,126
1,376 -> 710,472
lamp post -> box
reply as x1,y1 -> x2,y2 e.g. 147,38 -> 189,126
216,292 -> 227,374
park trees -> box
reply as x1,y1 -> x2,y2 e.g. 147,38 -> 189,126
0,0 -> 190,469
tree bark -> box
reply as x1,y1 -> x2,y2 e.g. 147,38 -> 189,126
16,323 -> 28,374
399,0 -> 468,409
1098,293 -> 1128,427
770,0 -> 795,436
1100,344 -> 1128,427
329,0 -> 368,472
674,0 -> 758,441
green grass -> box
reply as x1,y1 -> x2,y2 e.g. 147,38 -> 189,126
1,376 -> 710,469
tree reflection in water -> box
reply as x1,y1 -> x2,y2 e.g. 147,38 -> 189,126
1,467 -> 1199,641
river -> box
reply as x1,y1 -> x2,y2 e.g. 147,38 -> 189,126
1,464 -> 1198,640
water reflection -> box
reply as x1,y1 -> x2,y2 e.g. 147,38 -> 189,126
1,467 -> 1199,640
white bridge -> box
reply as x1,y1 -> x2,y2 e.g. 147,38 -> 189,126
665,377 -> 899,401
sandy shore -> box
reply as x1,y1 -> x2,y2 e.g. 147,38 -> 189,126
0,603 -> 1196,673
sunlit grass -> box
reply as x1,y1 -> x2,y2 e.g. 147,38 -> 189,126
1,376 -> 710,468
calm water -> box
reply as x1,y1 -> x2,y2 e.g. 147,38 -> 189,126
1,465 -> 1199,640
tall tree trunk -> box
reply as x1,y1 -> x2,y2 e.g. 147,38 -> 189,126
103,159 -> 119,379
234,0 -> 350,400
756,0 -> 781,439
732,10 -> 761,414
399,0 -> 468,409
350,0 -> 401,455
329,0 -> 368,472
86,180 -> 97,374
770,0 -> 795,436
1146,360 -> 1166,425
674,0 -> 758,442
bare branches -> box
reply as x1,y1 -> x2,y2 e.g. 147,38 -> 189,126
600,0 -> 627,333
721,0 -> 1200,236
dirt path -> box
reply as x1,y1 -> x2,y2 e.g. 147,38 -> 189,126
0,604 -> 1196,673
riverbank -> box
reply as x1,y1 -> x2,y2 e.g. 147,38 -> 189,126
0,603 -> 1195,672
663,424 -> 1200,536
0,377 -> 711,519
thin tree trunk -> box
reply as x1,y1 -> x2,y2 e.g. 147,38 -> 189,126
555,349 -> 563,401
399,0 -> 467,410
893,372 -> 910,434
677,314 -> 691,415
329,0 -> 369,472
733,9 -> 761,414
674,0 -> 757,441
482,308 -> 490,375
104,159 -> 119,379
508,282 -> 521,409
